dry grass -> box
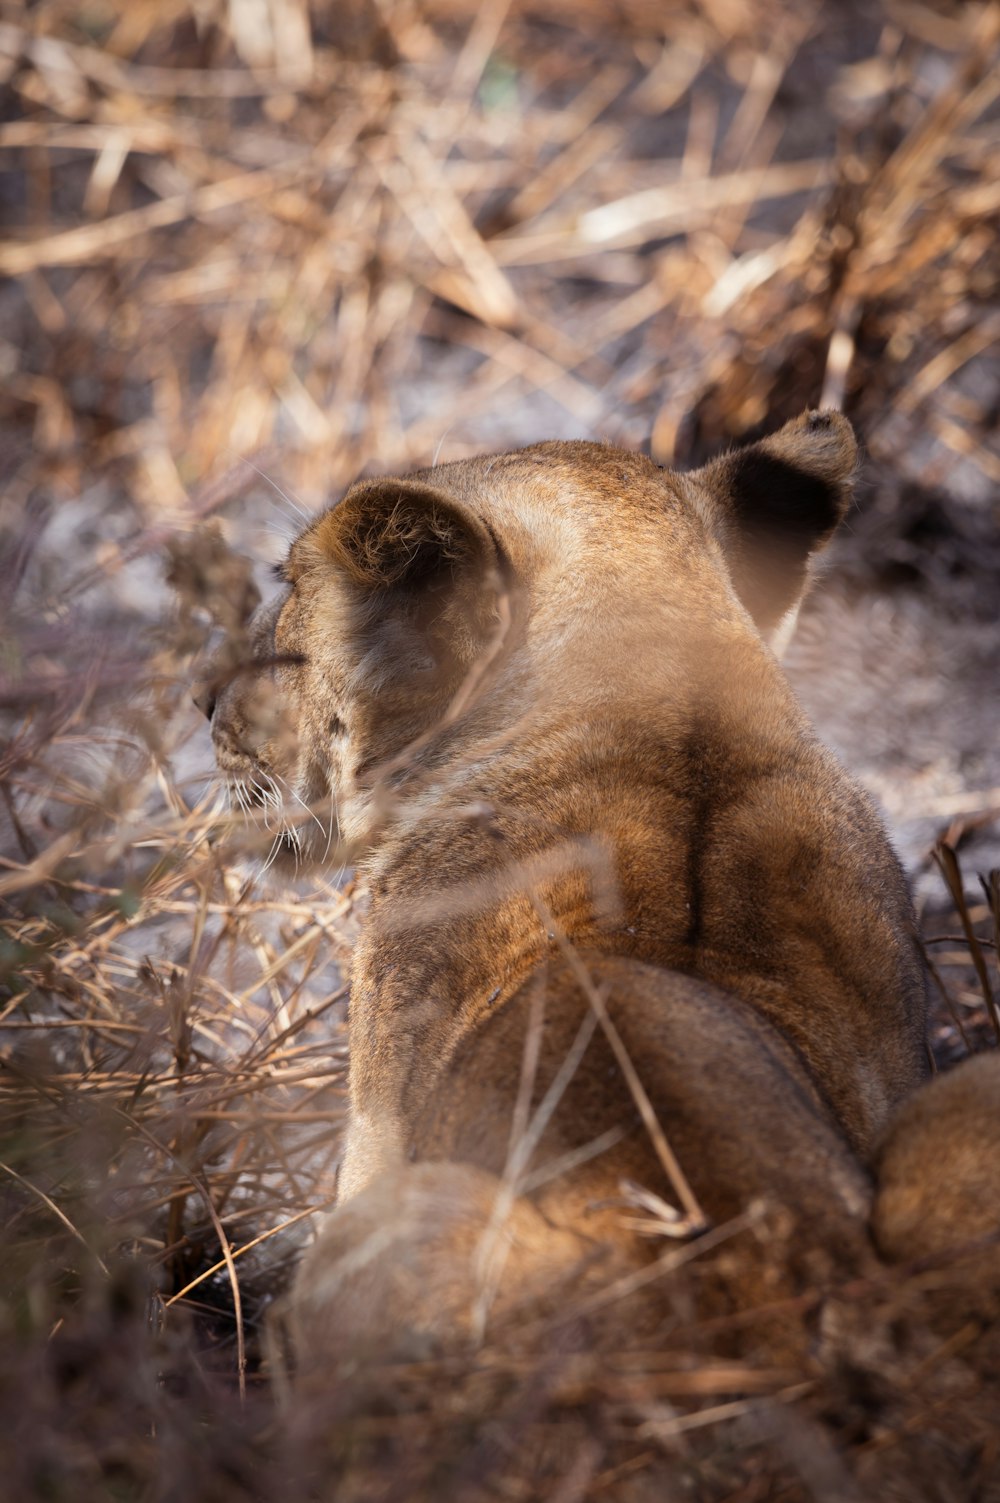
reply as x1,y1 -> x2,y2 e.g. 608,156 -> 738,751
1,1 -> 999,1498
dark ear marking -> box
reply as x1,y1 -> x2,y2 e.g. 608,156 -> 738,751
725,448 -> 844,544
690,409 -> 858,632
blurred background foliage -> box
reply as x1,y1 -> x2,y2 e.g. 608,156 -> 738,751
1,2 -> 999,1499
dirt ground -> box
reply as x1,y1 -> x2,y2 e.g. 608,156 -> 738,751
1,2 -> 999,1500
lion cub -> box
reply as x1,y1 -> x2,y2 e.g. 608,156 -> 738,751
202,410 -> 996,1373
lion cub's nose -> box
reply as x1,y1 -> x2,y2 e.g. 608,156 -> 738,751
192,681 -> 217,721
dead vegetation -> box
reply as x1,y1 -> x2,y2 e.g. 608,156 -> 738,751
1,1 -> 999,1499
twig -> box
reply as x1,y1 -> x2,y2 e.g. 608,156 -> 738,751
117,1111 -> 248,1401
531,895 -> 708,1237
933,843 -> 1000,1043
0,1159 -> 110,1278
163,1204 -> 319,1308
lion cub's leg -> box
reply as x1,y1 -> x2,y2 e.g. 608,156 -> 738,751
872,1051 -> 1000,1268
336,1108 -> 407,1204
290,1161 -> 621,1377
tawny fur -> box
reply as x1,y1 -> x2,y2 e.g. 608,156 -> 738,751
203,409 -> 998,1373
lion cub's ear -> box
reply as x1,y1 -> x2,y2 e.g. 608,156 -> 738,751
313,478 -> 503,661
689,409 -> 857,637
318,479 -> 496,591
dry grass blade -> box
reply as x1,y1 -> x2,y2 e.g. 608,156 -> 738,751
933,843 -> 1000,1044
0,1159 -> 111,1278
121,1109 -> 248,1399
163,1204 -> 319,1309
2,0 -> 999,1496
496,159 -> 830,262
0,160 -> 317,276
637,1382 -> 816,1441
532,895 -> 708,1237
983,870 -> 1000,985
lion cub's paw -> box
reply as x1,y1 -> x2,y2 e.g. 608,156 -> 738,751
872,1051 -> 1000,1268
290,1163 -> 618,1375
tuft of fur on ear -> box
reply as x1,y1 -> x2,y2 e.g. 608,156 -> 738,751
689,409 -> 858,635
311,478 -> 505,671
316,479 -> 497,592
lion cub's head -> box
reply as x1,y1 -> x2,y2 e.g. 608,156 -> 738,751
199,411 -> 856,867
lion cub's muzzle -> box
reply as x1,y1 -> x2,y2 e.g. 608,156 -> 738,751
196,613 -> 306,861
